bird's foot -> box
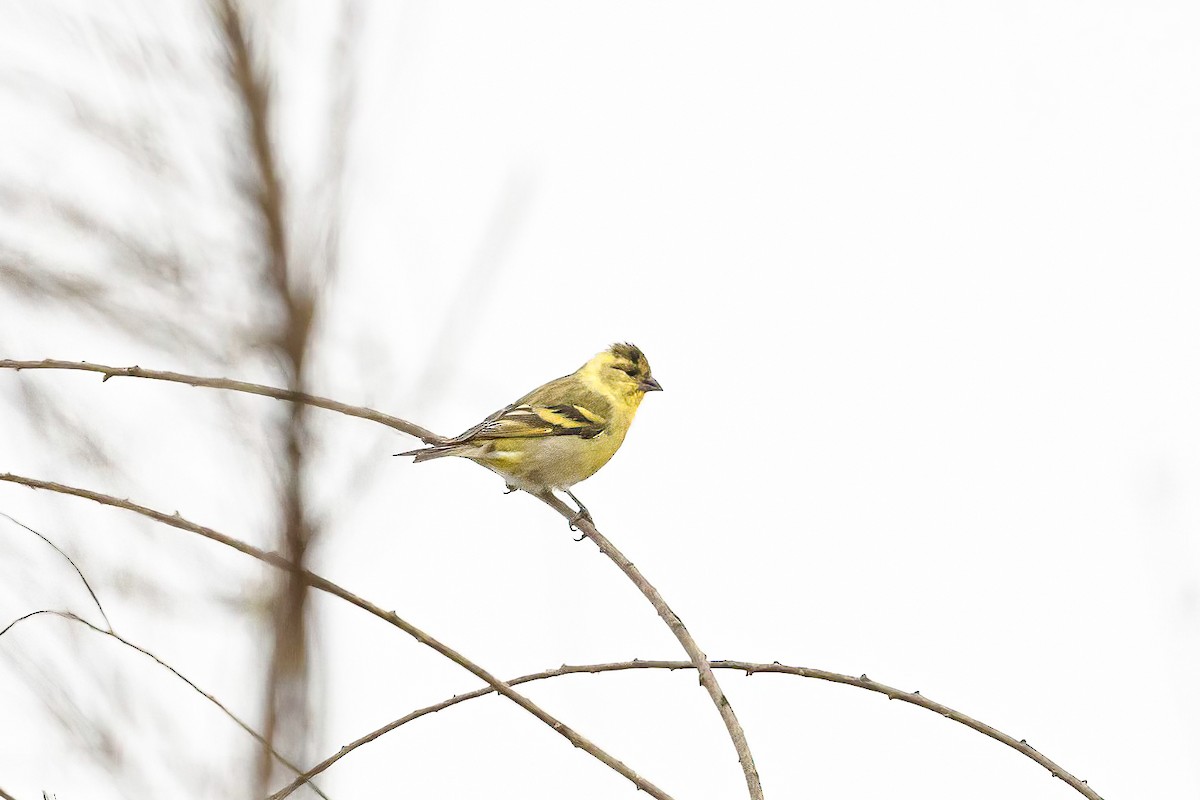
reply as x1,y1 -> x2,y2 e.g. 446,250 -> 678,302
568,507 -> 594,539
503,484 -> 518,495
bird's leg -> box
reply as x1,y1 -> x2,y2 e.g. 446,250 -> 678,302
503,484 -> 519,494
564,488 -> 592,522
564,488 -> 594,539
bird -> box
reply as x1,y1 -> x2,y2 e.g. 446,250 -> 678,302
395,343 -> 662,530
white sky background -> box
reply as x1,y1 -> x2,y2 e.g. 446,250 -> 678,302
1,1 -> 1198,798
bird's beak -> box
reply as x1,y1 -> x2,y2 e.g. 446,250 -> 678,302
639,376 -> 663,392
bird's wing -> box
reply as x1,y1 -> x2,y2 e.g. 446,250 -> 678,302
447,375 -> 611,443
464,403 -> 607,440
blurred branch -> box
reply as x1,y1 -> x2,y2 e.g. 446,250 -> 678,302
215,0 -> 290,301
213,0 -> 315,784
0,50 -> 179,179
0,188 -> 185,283
0,260 -> 222,362
1,645 -> 121,787
0,360 -> 443,443
533,490 -> 763,799
0,610 -> 330,800
0,785 -> 18,800
6,366 -> 115,471
305,0 -> 360,288
0,473 -> 676,800
271,660 -> 1105,800
404,171 -> 533,411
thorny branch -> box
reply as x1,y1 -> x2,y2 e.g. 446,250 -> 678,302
0,360 -> 442,443
0,472 -> 676,800
0,358 -> 760,796
269,659 -> 1104,800
0,358 -> 1106,800
535,489 -> 763,798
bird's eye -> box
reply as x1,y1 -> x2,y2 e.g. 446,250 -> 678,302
614,365 -> 638,377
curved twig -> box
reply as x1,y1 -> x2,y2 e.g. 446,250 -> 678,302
0,360 -> 445,444
0,473 -> 674,800
534,492 -> 763,799
0,609 -> 331,800
270,659 -> 1103,800
0,511 -> 112,631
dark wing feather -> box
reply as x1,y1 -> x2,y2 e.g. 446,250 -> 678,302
446,375 -> 611,443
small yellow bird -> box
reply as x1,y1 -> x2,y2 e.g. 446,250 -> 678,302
395,343 -> 662,528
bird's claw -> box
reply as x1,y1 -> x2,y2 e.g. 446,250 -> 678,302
568,508 -> 593,538
503,485 -> 518,495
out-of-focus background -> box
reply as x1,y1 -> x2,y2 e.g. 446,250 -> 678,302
1,2 -> 1197,798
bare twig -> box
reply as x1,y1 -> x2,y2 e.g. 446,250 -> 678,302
271,659 -> 1103,800
0,512 -> 112,631
0,360 -> 444,444
0,473 -> 675,800
0,784 -> 19,800
0,610 -> 330,800
535,491 -> 764,799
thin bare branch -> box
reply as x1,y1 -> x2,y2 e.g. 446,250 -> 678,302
0,784 -> 19,800
0,358 -> 760,793
0,512 -> 112,631
0,473 -> 676,800
535,491 -> 764,799
1,358 -> 1115,800
0,610 -> 330,800
0,360 -> 444,444
271,659 -> 1104,800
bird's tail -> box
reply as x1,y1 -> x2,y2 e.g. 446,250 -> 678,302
393,444 -> 465,463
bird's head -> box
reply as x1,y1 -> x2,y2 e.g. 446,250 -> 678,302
581,342 -> 663,400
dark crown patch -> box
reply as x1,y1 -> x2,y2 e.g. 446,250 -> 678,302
609,342 -> 645,365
